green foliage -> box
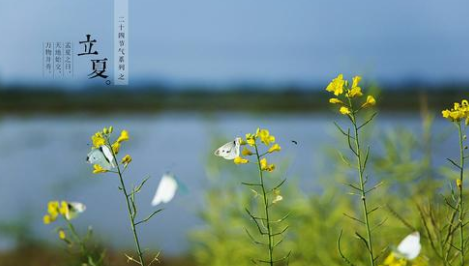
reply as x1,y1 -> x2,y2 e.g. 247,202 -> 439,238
191,109 -> 458,266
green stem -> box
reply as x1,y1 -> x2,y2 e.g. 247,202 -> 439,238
457,122 -> 465,266
254,144 -> 274,266
65,218 -> 86,254
107,139 -> 146,266
349,99 -> 375,266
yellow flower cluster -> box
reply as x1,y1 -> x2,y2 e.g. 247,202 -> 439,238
234,128 -> 280,173
93,164 -> 108,174
380,253 -> 428,266
326,74 -> 376,115
89,127 -> 132,174
442,99 -> 469,123
43,201 -> 71,224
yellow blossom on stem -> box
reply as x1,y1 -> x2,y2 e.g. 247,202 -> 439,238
457,178 -> 463,189
442,100 -> 469,122
92,132 -> 105,148
260,158 -> 275,172
93,164 -> 108,174
112,142 -> 121,154
346,87 -> 363,98
43,215 -> 52,225
116,130 -> 129,143
58,230 -> 66,240
329,98 -> 344,105
352,75 -> 361,89
242,147 -> 253,156
121,155 -> 132,166
325,74 -> 345,96
361,95 -> 376,108
257,129 -> 275,146
48,201 -> 59,217
345,76 -> 363,98
245,133 -> 256,146
59,201 -> 68,216
234,156 -> 249,164
268,143 -> 281,153
339,106 -> 351,115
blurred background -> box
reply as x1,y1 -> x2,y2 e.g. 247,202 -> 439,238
0,0 -> 468,265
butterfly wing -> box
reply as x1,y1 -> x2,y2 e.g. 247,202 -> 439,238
100,145 -> 116,168
151,174 -> 178,206
86,146 -> 115,170
396,232 -> 421,260
214,138 -> 240,160
66,202 -> 86,220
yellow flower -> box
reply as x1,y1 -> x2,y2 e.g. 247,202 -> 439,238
380,253 -> 428,266
257,129 -> 275,146
242,147 -> 253,156
442,110 -> 450,118
268,143 -> 281,153
93,164 -> 108,174
43,215 -> 52,225
92,132 -> 106,148
116,130 -> 129,143
112,142 -> 121,154
260,158 -> 275,172
121,155 -> 132,166
352,75 -> 361,89
59,201 -> 68,216
346,87 -> 363,98
234,156 -> 249,164
442,100 -> 469,122
457,178 -> 462,189
48,201 -> 59,217
58,230 -> 66,240
329,98 -> 344,104
339,106 -> 351,115
245,133 -> 256,146
361,95 -> 376,108
325,74 -> 345,96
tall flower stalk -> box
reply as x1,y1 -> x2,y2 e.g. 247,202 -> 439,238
326,74 -> 379,266
441,100 -> 469,265
215,129 -> 288,265
87,127 -> 162,266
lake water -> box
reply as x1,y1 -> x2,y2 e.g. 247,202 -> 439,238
0,112 -> 457,254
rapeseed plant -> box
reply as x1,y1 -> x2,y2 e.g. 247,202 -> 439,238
215,128 -> 290,265
87,127 -> 164,266
436,100 -> 469,265
326,74 -> 380,266
43,200 -> 104,266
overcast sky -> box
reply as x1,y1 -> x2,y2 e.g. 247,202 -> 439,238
1,0 -> 468,88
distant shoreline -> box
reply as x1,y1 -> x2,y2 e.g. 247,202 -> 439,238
0,87 -> 466,114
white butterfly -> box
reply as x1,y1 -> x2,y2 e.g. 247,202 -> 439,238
151,173 -> 178,206
86,145 -> 115,170
214,137 -> 241,160
395,231 -> 421,260
65,202 -> 86,220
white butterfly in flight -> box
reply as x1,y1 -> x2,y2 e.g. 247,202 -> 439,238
65,202 -> 87,220
214,137 -> 241,160
152,173 -> 178,206
86,145 -> 115,170
395,231 -> 421,260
